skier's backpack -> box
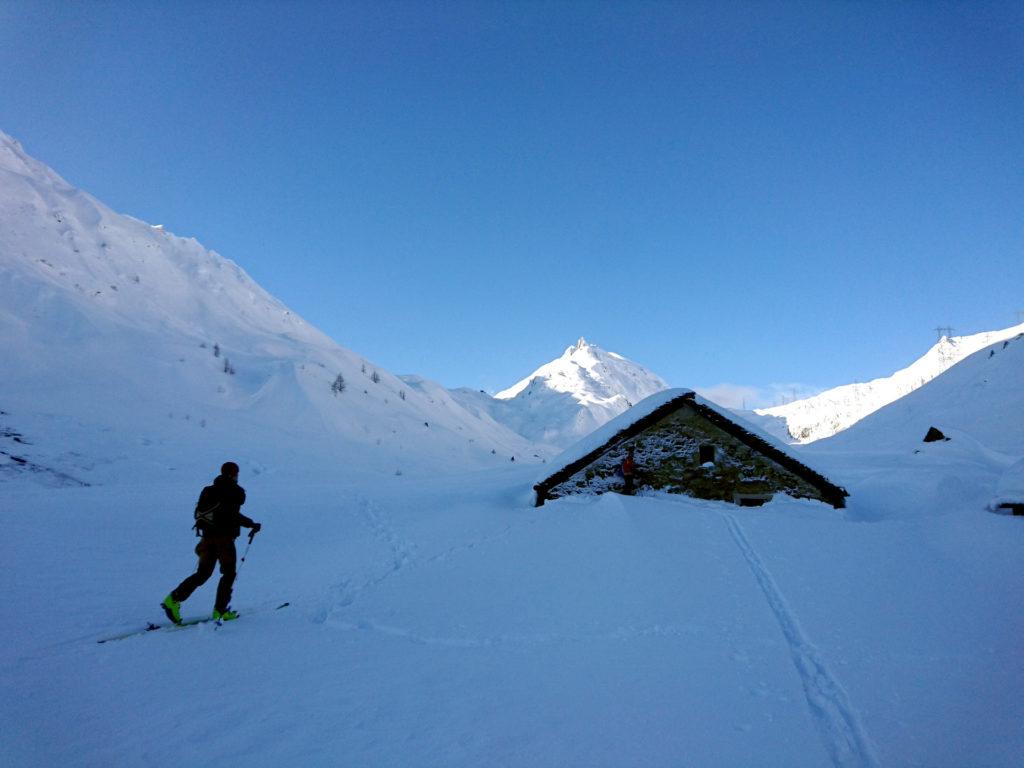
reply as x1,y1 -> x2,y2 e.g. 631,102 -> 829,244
193,485 -> 220,536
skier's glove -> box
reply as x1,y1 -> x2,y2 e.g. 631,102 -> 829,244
251,522 -> 262,534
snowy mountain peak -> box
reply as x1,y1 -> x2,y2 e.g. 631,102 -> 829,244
475,339 -> 668,447
568,336 -> 590,354
552,336 -> 606,374
495,338 -> 664,403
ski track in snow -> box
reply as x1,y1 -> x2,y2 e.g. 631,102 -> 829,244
312,497 -> 418,623
316,498 -> 537,624
313,498 -> 717,651
360,497 -> 419,575
723,513 -> 879,768
421,517 -> 538,566
311,498 -> 871,766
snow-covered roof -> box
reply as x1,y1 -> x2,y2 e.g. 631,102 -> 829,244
993,458 -> 1024,507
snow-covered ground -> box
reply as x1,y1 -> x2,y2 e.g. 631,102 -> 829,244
3,336 -> 1023,766
2,450 -> 1020,767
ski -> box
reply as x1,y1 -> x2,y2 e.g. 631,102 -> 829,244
97,602 -> 290,644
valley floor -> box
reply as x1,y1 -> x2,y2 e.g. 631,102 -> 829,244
1,467 -> 1021,767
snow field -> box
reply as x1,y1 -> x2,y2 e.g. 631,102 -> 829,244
3,458 -> 1021,767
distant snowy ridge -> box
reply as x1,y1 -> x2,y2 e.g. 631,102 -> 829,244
451,338 -> 669,449
756,323 -> 1024,443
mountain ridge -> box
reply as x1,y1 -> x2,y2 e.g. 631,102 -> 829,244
754,323 -> 1024,443
0,130 -> 541,485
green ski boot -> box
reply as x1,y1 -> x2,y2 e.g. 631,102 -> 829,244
161,595 -> 182,625
213,608 -> 239,622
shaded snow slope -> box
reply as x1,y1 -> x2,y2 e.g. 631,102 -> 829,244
0,130 -> 538,484
451,338 -> 669,449
757,323 -> 1024,443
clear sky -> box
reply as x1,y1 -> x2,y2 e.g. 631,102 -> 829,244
2,1 -> 1021,407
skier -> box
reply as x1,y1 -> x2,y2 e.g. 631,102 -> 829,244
621,446 -> 636,495
161,462 -> 261,624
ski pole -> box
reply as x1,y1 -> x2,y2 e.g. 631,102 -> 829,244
236,527 -> 258,578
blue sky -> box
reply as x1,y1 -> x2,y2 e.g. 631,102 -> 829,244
2,1 -> 1021,406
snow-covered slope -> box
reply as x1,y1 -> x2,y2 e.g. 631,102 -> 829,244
807,331 -> 1024,457
451,338 -> 668,449
756,324 -> 1024,443
0,130 -> 538,484
797,332 -> 1024,523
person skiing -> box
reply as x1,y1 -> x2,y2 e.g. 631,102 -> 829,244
621,446 -> 636,495
161,462 -> 261,624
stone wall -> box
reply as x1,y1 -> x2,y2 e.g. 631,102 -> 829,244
547,405 -> 826,505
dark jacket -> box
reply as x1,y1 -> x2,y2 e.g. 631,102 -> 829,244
195,474 -> 256,539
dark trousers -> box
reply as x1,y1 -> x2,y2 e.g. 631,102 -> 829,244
171,535 -> 237,612
623,474 -> 635,495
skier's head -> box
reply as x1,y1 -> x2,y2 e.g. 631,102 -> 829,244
221,461 -> 240,479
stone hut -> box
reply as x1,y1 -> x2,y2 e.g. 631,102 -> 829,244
534,389 -> 848,509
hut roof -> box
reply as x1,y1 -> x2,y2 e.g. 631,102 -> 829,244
534,388 -> 848,508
